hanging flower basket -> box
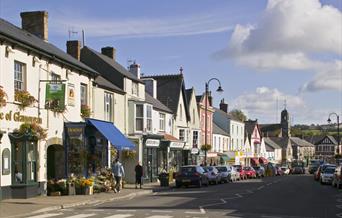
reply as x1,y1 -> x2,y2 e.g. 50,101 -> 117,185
15,90 -> 36,110
15,122 -> 47,140
122,149 -> 136,159
81,104 -> 91,118
0,86 -> 7,107
201,144 -> 212,151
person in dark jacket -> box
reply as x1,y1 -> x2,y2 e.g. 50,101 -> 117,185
135,161 -> 143,189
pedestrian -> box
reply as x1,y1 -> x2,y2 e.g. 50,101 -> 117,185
135,161 -> 143,189
112,158 -> 125,193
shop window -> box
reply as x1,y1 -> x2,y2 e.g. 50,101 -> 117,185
11,140 -> 37,184
2,148 -> 11,175
146,105 -> 152,132
159,113 -> 165,132
14,61 -> 26,91
135,104 -> 144,131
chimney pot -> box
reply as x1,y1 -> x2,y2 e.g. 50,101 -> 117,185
66,40 -> 81,60
21,11 -> 48,41
101,47 -> 116,60
220,98 -> 228,113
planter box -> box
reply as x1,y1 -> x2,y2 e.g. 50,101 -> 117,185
50,191 -> 61,196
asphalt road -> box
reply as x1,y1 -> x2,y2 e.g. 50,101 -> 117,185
26,174 -> 342,218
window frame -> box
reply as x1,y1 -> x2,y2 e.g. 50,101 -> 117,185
135,104 -> 144,132
179,129 -> 185,141
146,105 -> 152,132
14,60 -> 26,91
159,113 -> 166,132
80,83 -> 88,106
104,92 -> 114,122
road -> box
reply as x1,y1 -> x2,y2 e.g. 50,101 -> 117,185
26,175 -> 341,218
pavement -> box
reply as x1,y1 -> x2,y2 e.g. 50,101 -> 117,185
0,182 -> 172,218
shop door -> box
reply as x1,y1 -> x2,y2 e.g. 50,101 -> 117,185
146,148 -> 158,182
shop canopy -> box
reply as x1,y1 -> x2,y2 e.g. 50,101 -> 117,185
220,152 -> 235,162
87,118 -> 135,150
251,158 -> 259,166
259,157 -> 268,164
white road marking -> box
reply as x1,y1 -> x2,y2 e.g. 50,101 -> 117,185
266,183 -> 273,186
26,214 -> 64,218
199,206 -> 206,214
104,214 -> 134,218
221,198 -> 227,203
235,193 -> 243,198
336,213 -> 342,218
116,210 -> 137,212
185,211 -> 204,214
337,199 -> 342,203
64,214 -> 96,218
257,185 -> 265,190
336,204 -> 342,209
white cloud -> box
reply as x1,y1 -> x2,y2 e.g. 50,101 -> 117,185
215,0 -> 342,72
51,13 -> 233,39
302,60 -> 342,92
232,87 -> 306,123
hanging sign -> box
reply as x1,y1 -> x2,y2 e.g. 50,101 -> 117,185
45,83 -> 66,110
145,139 -> 160,147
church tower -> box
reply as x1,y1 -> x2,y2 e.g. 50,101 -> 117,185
281,108 -> 291,138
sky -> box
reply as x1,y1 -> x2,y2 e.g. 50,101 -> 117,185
0,0 -> 341,125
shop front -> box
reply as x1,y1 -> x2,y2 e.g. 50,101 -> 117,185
143,136 -> 163,183
168,141 -> 184,172
190,148 -> 200,165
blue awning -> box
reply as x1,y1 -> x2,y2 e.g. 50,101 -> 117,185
86,119 -> 135,150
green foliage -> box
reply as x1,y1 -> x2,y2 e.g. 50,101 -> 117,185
0,86 -> 7,107
122,149 -> 136,159
15,122 -> 47,140
15,90 -> 36,110
229,109 -> 247,122
81,104 -> 91,118
201,144 -> 212,151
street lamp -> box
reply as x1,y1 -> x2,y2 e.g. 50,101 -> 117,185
327,112 -> 340,155
204,78 -> 223,166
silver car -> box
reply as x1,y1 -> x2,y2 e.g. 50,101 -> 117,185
216,166 -> 231,183
203,166 -> 222,185
320,167 -> 335,185
227,166 -> 240,182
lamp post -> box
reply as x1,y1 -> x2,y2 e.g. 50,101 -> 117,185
327,113 -> 340,155
204,78 -> 223,165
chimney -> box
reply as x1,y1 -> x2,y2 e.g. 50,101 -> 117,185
66,40 -> 81,60
21,11 -> 48,41
143,78 -> 157,98
129,62 -> 141,79
208,91 -> 213,106
101,47 -> 116,60
220,98 -> 228,113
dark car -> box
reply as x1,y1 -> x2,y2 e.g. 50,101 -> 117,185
291,166 -> 305,174
175,166 -> 209,188
309,163 -> 320,174
253,166 -> 265,178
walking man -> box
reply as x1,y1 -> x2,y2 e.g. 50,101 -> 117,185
135,161 -> 143,189
112,158 -> 125,193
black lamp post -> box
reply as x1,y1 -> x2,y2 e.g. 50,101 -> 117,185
328,112 -> 340,155
204,78 -> 223,166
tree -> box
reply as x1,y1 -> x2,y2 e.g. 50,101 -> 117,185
229,109 -> 247,122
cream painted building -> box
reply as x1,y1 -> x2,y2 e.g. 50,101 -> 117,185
0,11 -> 97,199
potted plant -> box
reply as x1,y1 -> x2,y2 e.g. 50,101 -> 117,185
14,90 -> 36,110
201,144 -> 212,151
0,86 -> 7,107
122,149 -> 136,159
16,122 -> 47,140
81,104 -> 91,118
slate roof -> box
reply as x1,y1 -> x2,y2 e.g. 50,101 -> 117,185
185,88 -> 193,106
141,74 -> 190,120
268,137 -> 289,149
264,137 -> 282,150
0,18 -> 97,76
260,124 -> 281,137
304,135 -> 325,145
214,108 -> 243,123
290,137 -> 315,147
144,92 -> 173,113
265,143 -> 274,152
81,46 -> 143,90
213,122 -> 230,136
94,76 -> 125,94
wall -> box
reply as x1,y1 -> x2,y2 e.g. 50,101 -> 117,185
173,89 -> 189,142
187,90 -> 201,148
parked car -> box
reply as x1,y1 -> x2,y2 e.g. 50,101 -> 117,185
315,164 -> 336,181
243,166 -> 257,178
291,166 -> 305,174
234,165 -> 247,180
253,166 -> 265,178
216,166 -> 231,183
275,166 -> 284,176
332,166 -> 342,188
203,166 -> 222,185
320,167 -> 336,185
308,163 -> 320,174
281,166 -> 290,175
228,166 -> 240,182
175,165 -> 209,188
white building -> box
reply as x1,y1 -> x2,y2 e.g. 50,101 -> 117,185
213,123 -> 230,165
0,11 -> 97,199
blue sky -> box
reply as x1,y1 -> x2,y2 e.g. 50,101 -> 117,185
0,0 -> 341,125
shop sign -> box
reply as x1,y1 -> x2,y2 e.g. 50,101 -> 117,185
67,127 -> 83,137
191,148 -> 199,154
169,141 -> 184,149
45,83 -> 66,110
145,139 -> 160,147
67,83 -> 75,106
0,110 -> 42,124
207,152 -> 218,158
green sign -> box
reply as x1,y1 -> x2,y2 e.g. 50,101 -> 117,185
45,83 -> 66,111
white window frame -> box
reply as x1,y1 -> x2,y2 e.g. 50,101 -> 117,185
159,113 -> 166,132
135,104 -> 144,132
80,83 -> 88,106
14,61 -> 26,91
104,92 -> 114,122
132,82 -> 138,96
146,105 -> 152,132
179,129 -> 185,141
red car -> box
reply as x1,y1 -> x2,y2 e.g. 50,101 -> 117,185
243,166 -> 257,179
234,165 -> 247,180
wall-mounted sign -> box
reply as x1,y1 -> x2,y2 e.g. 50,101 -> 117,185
67,83 -> 75,106
45,83 -> 66,110
169,141 -> 184,149
0,110 -> 42,124
191,148 -> 199,154
2,148 -> 10,175
145,139 -> 160,147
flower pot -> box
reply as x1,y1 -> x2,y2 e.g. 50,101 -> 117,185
85,186 -> 93,195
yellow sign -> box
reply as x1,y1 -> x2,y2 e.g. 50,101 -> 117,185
0,110 -> 42,124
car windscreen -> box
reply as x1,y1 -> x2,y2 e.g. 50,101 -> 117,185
253,167 -> 260,170
323,168 -> 335,174
243,167 -> 250,170
181,167 -> 196,173
216,167 -> 227,172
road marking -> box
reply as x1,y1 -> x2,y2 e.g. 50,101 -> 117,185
63,214 -> 96,218
84,209 -> 105,212
145,216 -> 173,218
185,211 -> 204,214
116,210 -> 137,212
26,214 -> 64,218
257,185 -> 265,190
266,183 -> 273,186
336,213 -> 342,218
235,193 -> 243,198
337,199 -> 342,203
199,206 -> 206,214
151,210 -> 173,213
221,198 -> 227,203
156,190 -> 208,195
104,214 -> 134,218
337,205 -> 342,209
